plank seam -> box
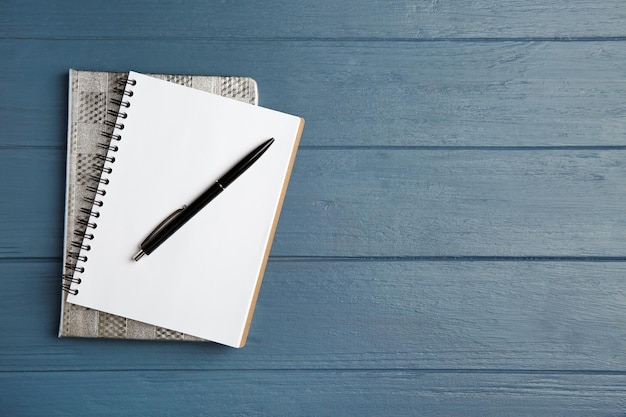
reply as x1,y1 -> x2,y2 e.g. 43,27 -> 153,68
1,368 -> 626,375
4,145 -> 626,152
270,256 -> 626,263
1,36 -> 626,42
3,256 -> 626,263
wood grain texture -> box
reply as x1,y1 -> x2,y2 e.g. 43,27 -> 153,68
279,149 -> 626,257
2,0 -> 626,414
2,148 -> 625,258
3,260 -> 626,372
3,370 -> 626,417
2,0 -> 625,40
2,40 -> 626,147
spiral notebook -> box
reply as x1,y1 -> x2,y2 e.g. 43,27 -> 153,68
60,70 -> 304,347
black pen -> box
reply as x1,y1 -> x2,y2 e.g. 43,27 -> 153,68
133,138 -> 275,261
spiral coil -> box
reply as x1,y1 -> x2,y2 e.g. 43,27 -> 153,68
62,75 -> 136,295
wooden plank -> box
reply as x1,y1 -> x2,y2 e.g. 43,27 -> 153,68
1,1 -> 625,40
3,260 -> 626,371
2,148 -> 625,258
2,369 -> 625,416
2,40 -> 626,147
0,150 -> 64,258
278,148 -> 626,257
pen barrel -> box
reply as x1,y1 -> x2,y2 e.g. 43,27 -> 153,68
141,183 -> 223,255
140,138 -> 274,258
219,138 -> 274,188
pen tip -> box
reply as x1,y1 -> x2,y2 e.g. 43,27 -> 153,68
133,250 -> 146,262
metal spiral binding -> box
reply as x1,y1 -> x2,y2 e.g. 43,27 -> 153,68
62,75 -> 136,295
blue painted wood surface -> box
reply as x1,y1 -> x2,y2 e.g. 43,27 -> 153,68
1,1 -> 626,415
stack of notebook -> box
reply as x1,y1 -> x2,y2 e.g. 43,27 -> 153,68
59,70 -> 304,347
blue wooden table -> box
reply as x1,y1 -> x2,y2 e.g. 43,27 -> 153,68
2,1 -> 626,415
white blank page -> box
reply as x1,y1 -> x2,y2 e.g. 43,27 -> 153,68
67,71 -> 304,347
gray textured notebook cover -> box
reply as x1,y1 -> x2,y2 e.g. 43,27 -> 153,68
59,70 -> 258,341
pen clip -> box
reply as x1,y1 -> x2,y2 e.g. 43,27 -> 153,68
141,205 -> 187,246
